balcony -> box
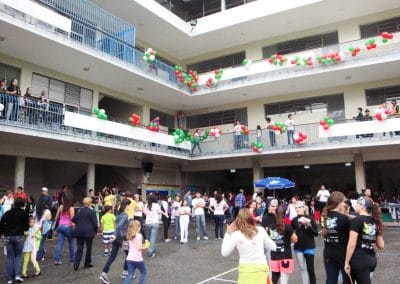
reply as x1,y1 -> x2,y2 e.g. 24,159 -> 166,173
1,92 -> 400,161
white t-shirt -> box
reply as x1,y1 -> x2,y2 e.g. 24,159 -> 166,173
317,189 -> 330,203
221,226 -> 276,264
134,201 -> 144,217
179,206 -> 191,220
144,203 -> 161,224
171,201 -> 181,218
192,198 -> 205,215
285,119 -> 295,131
209,197 -> 216,208
234,124 -> 242,135
214,200 -> 227,215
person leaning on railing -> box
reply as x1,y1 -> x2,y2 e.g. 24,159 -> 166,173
37,91 -> 50,124
0,79 -> 7,118
6,78 -> 21,121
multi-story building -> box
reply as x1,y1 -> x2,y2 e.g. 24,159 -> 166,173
1,0 -> 400,200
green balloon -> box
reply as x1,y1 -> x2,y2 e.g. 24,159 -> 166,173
94,107 -> 100,115
323,116 -> 329,121
327,118 -> 334,126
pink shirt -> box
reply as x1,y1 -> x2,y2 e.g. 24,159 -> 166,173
59,211 -> 72,226
126,233 -> 143,262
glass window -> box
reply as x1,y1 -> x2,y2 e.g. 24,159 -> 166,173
360,17 -> 400,38
186,107 -> 247,128
365,85 -> 400,106
187,51 -> 246,74
0,62 -> 21,85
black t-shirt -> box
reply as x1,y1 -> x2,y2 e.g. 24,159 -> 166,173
262,213 -> 276,229
291,215 -> 318,251
268,224 -> 293,260
322,211 -> 350,261
350,215 -> 377,255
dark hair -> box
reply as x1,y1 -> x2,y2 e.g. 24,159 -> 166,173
274,207 -> 285,235
288,113 -> 293,118
257,125 -> 261,130
9,78 -> 17,88
364,197 -> 383,236
357,107 -> 362,112
62,193 -> 74,214
14,197 -> 25,208
266,117 -> 271,123
104,205 -> 112,212
147,195 -> 157,210
216,194 -> 222,204
321,191 -> 345,237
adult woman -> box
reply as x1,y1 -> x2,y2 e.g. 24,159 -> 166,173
209,194 -> 228,239
133,194 -> 146,240
161,196 -> 172,242
191,129 -> 202,154
286,196 -> 298,223
344,197 -> 384,284
24,87 -> 36,124
269,207 -> 297,284
262,199 -> 278,230
54,194 -> 75,265
291,201 -> 318,284
0,190 -> 14,215
37,91 -> 49,124
72,197 -> 98,270
144,195 -> 166,257
6,78 -> 21,121
227,192 -> 235,223
221,209 -> 276,284
99,199 -> 131,284
171,195 -> 181,240
266,117 -> 276,146
321,191 -> 351,284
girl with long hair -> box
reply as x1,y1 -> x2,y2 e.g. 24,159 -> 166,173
291,201 -> 318,284
221,209 -> 276,284
144,195 -> 166,257
321,191 -> 351,284
54,193 -> 75,264
179,199 -> 191,243
344,197 -> 384,284
269,207 -> 297,284
209,194 -> 228,239
123,220 -> 148,284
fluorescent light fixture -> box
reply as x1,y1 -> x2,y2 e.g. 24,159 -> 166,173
345,162 -> 352,167
304,165 -> 310,169
230,169 -> 236,173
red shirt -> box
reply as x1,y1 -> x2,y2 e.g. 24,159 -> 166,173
14,192 -> 27,202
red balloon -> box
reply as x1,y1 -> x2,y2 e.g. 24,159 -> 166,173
214,69 -> 219,75
322,55 -> 327,60
323,124 -> 329,130
253,146 -> 258,152
335,55 -> 341,61
375,113 -> 382,121
268,58 -> 274,63
179,78 -> 184,83
307,61 -> 313,66
290,59 -> 296,65
355,47 -> 360,52
351,51 -> 357,57
192,87 -> 198,92
320,120 -> 326,126
371,43 -> 377,48
186,81 -> 192,87
367,45 -> 372,50
295,138 -> 302,144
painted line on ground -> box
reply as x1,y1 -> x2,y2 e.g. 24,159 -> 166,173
197,267 -> 238,284
213,278 -> 238,283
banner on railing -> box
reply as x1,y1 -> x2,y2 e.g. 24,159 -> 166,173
319,118 -> 400,138
64,111 -> 191,150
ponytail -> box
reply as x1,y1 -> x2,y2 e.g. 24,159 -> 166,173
371,202 -> 383,236
275,207 -> 285,235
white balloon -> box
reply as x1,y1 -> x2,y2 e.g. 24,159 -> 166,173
215,133 -> 220,137
149,55 -> 155,61
381,113 -> 387,120
293,133 -> 300,140
147,48 -> 153,52
143,55 -> 147,61
338,52 -> 345,59
274,130 -> 281,135
0,103 -> 4,112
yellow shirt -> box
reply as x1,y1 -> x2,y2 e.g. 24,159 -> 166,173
104,195 -> 114,207
127,198 -> 138,219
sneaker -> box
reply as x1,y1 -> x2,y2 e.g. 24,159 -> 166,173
148,252 -> 156,258
203,236 -> 209,240
54,261 -> 62,265
7,281 -> 13,284
15,277 -> 24,283
120,270 -> 128,278
104,252 -> 109,257
196,237 -> 200,240
99,273 -> 110,284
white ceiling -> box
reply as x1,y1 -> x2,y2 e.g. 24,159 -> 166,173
1,19 -> 400,111
91,0 -> 400,59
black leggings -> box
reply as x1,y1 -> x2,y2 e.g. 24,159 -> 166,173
297,253 -> 316,284
271,272 -> 280,284
162,216 -> 171,239
350,251 -> 376,284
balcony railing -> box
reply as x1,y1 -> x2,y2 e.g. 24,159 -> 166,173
1,92 -> 400,159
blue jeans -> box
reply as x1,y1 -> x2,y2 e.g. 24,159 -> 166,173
234,135 -> 243,149
174,216 -> 180,239
54,225 -> 75,262
4,235 -> 24,281
195,214 -> 207,238
191,141 -> 202,154
269,131 -> 276,146
214,215 -> 224,239
36,233 -> 47,261
124,260 -> 147,284
146,223 -> 159,255
287,130 -> 294,145
228,206 -> 235,222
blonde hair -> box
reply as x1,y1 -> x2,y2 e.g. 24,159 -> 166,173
42,209 -> 52,221
83,197 -> 92,207
126,220 -> 141,240
235,209 -> 258,239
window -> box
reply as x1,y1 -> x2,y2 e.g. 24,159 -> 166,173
0,62 -> 21,84
225,0 -> 257,10
187,52 -> 246,74
262,32 -> 339,57
150,109 -> 175,129
360,17 -> 400,38
264,94 -> 344,116
366,85 -> 400,106
187,107 -> 247,128
31,73 -> 93,112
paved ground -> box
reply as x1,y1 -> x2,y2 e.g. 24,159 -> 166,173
1,223 -> 400,284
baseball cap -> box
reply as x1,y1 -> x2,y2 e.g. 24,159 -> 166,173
120,192 -> 126,196
41,187 -> 48,192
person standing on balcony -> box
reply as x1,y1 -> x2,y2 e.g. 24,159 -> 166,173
256,125 -> 262,143
234,120 -> 243,149
266,117 -> 276,146
191,129 -> 202,155
0,80 -> 7,119
285,114 -> 295,145
38,91 -> 49,124
6,78 -> 21,121
353,107 -> 364,138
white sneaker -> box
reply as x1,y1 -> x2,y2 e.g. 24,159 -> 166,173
15,277 -> 24,283
196,237 -> 200,240
203,236 -> 209,240
99,273 -> 110,284
120,270 -> 128,278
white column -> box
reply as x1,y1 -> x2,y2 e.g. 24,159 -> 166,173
14,156 -> 26,189
86,163 -> 95,196
221,0 -> 226,10
354,155 -> 365,193
253,161 -> 263,193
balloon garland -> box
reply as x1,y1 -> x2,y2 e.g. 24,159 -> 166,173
94,107 -> 108,120
381,32 -> 393,43
252,141 -> 263,153
317,52 -> 345,65
214,68 -> 224,81
143,48 -> 157,64
147,122 -> 158,132
303,56 -> 314,67
206,77 -> 214,88
128,113 -> 141,126
374,108 -> 391,121
242,59 -> 252,68
173,129 -> 210,144
348,46 -> 361,57
240,125 -> 249,135
273,122 -> 287,135
174,66 -> 199,92
290,56 -> 302,66
365,38 -> 377,50
210,127 -> 222,137
268,54 -> 287,66
294,131 -> 307,144
320,116 -> 334,130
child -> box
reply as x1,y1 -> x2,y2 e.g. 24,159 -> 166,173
124,220 -> 148,284
36,209 -> 52,262
100,205 -> 116,256
179,200 -> 191,243
22,217 -> 41,278
256,125 -> 262,143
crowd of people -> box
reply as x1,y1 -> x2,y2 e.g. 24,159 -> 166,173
0,184 -> 388,283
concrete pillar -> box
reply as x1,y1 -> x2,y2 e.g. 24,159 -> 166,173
354,155 -> 365,193
14,156 -> 26,189
86,163 -> 95,196
142,106 -> 150,125
253,161 -> 263,193
141,170 -> 149,201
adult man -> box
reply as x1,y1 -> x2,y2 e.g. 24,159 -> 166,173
192,191 -> 208,240
14,186 -> 27,203
234,189 -> 246,217
0,197 -> 30,284
58,185 -> 69,205
316,185 -> 330,210
35,187 -> 52,221
363,188 -> 372,198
